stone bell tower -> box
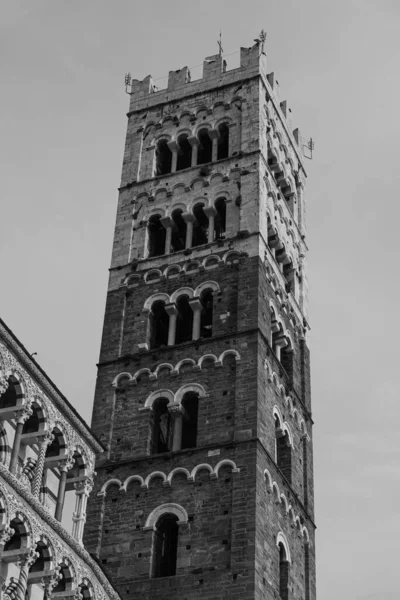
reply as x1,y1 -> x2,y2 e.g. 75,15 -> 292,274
84,38 -> 316,600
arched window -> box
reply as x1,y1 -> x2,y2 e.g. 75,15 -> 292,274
153,514 -> 179,578
278,541 -> 289,600
280,342 -> 293,382
200,290 -> 213,338
214,198 -> 226,240
181,392 -> 199,449
155,139 -> 172,176
147,215 -> 166,258
176,134 -> 192,171
197,129 -> 212,164
175,296 -> 193,344
152,398 -> 173,454
217,123 -> 229,160
192,204 -> 209,247
171,209 -> 187,252
149,301 -> 169,349
0,378 -> 18,410
3,519 -> 23,552
275,417 -> 292,483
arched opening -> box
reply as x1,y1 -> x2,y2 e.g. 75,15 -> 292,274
275,418 -> 292,484
176,134 -> 192,171
197,129 -> 212,164
280,343 -> 293,383
27,542 -> 52,597
175,295 -> 193,344
155,139 -> 172,176
2,518 -> 29,591
278,542 -> 289,600
304,543 -> 310,600
149,301 -> 169,349
153,514 -> 179,578
217,123 -> 229,160
0,379 -> 18,409
200,290 -> 213,338
147,215 -> 166,258
214,198 -> 227,240
152,398 -> 173,454
22,410 -> 40,435
171,209 -> 187,252
192,204 -> 209,247
181,392 -> 199,450
3,519 -> 23,552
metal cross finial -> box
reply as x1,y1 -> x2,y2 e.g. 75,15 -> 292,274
259,30 -> 267,53
218,30 -> 224,56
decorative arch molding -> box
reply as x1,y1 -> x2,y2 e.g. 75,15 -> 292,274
143,293 -> 170,311
264,358 -> 310,440
174,383 -> 207,404
144,389 -> 175,409
102,460 -> 240,495
113,350 -> 241,390
144,503 -> 188,530
170,287 -> 194,303
276,531 -> 292,563
194,280 -> 220,297
263,469 -> 311,546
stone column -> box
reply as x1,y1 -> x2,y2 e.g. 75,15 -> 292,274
182,212 -> 195,249
31,431 -> 54,498
165,303 -> 178,347
204,206 -> 217,243
188,136 -> 200,167
167,141 -> 178,173
72,477 -> 93,544
208,129 -> 220,162
14,548 -> 39,600
55,455 -> 75,522
189,298 -> 202,341
274,335 -> 288,361
9,406 -> 32,476
168,403 -> 185,452
160,217 -> 173,255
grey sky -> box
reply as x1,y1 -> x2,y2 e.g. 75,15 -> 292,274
1,1 -> 398,598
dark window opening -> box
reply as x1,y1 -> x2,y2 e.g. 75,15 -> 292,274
197,129 -> 212,164
148,215 -> 166,258
214,198 -> 227,240
156,140 -> 172,176
192,204 -> 209,247
4,520 -> 22,552
200,290 -> 213,338
46,433 -> 62,458
279,543 -> 289,600
175,296 -> 193,344
29,545 -> 45,573
176,134 -> 192,171
217,123 -> 229,160
181,393 -> 199,449
280,346 -> 293,382
152,398 -> 173,454
304,543 -> 310,600
171,209 -> 187,252
150,301 -> 169,349
283,261 -> 294,290
22,409 -> 40,434
275,418 -> 292,483
53,570 -> 67,593
154,514 -> 179,578
0,381 -> 17,409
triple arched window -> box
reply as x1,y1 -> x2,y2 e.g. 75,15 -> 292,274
147,287 -> 216,350
155,122 -> 230,176
147,199 -> 227,258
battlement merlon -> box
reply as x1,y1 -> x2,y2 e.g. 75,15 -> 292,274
127,43 -> 307,174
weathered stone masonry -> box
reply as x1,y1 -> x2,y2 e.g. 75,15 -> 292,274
84,40 -> 316,600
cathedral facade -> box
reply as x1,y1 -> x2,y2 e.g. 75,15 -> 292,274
0,319 -> 120,600
84,40 -> 316,600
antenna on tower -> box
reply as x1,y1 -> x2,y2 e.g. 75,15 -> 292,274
124,72 -> 132,94
218,30 -> 224,56
303,137 -> 315,160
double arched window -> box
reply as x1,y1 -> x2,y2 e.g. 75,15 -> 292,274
151,391 -> 199,454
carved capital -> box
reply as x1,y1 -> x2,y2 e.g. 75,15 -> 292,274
13,405 -> 33,425
75,476 -> 93,496
167,402 -> 185,419
58,454 -> 75,472
0,526 -> 14,546
0,377 -> 9,396
41,568 -> 62,595
18,547 -> 39,569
